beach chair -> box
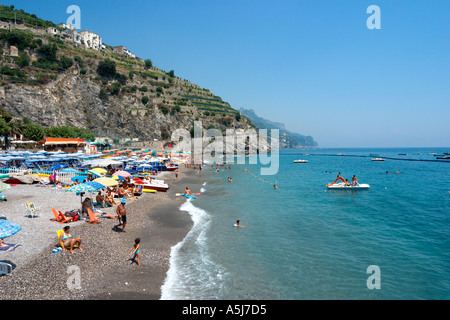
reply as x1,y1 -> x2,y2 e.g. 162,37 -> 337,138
56,229 -> 77,248
58,211 -> 73,224
36,176 -> 51,187
25,202 -> 40,218
86,208 -> 101,224
51,208 -> 62,222
0,262 -> 13,276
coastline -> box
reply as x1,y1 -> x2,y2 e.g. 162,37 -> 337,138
0,167 -> 200,300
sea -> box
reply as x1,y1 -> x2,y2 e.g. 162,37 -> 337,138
161,148 -> 450,300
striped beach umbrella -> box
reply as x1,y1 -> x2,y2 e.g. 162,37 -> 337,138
87,170 -> 102,177
66,183 -> 98,193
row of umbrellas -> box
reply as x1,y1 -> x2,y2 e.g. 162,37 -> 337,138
66,170 -> 131,193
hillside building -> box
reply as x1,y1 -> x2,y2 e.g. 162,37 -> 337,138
80,30 -> 102,51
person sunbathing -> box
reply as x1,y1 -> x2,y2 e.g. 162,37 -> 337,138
59,226 -> 83,254
96,191 -> 105,207
105,190 -> 117,206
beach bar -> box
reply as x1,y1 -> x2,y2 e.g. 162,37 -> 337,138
38,138 -> 87,153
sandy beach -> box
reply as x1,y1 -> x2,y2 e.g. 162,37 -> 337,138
0,167 -> 197,300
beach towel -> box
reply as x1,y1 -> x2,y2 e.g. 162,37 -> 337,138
0,243 -> 21,251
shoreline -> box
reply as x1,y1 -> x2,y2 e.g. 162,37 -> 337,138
0,166 -> 202,300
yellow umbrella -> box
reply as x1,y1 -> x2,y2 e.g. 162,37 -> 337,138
93,177 -> 119,187
91,168 -> 107,174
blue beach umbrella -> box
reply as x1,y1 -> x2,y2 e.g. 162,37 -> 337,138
65,182 -> 100,208
60,168 -> 80,173
66,183 -> 98,194
49,164 -> 68,171
83,181 -> 106,190
0,220 -> 21,240
71,176 -> 88,182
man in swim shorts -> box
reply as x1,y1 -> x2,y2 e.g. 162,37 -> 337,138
114,198 -> 127,232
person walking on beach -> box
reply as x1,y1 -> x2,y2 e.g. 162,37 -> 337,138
175,171 -> 179,182
114,199 -> 127,232
128,238 -> 141,266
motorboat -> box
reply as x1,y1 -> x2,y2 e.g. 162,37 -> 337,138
371,158 -> 385,161
294,159 -> 308,163
327,182 -> 370,190
166,163 -> 179,171
132,177 -> 169,192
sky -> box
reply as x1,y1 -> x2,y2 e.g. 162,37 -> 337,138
1,0 -> 449,148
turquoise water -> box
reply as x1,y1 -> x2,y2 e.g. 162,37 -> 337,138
161,148 -> 450,299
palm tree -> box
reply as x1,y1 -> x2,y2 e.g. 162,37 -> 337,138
0,118 -> 11,151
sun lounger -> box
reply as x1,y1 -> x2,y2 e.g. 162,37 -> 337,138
86,208 -> 101,224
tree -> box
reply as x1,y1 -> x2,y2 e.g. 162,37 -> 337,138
37,44 -> 58,62
97,59 -> 117,79
168,70 -> 175,78
17,51 -> 30,68
23,123 -> 44,141
144,59 -> 152,70
142,96 -> 149,105
59,56 -> 73,70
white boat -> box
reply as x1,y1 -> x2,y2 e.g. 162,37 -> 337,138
294,159 -> 308,163
371,158 -> 385,161
327,182 -> 370,190
133,178 -> 169,192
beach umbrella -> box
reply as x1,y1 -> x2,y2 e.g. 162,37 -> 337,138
93,177 -> 118,187
87,170 -> 102,177
83,181 -> 106,190
111,175 -> 126,181
60,168 -> 80,173
113,170 -> 131,178
71,176 -> 88,182
0,182 -> 11,192
0,220 -> 21,240
66,183 -> 98,194
49,164 -> 67,171
91,167 -> 107,174
65,183 -> 99,207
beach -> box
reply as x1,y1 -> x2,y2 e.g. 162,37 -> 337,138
0,168 -> 196,300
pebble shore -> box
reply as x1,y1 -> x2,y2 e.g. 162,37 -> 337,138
0,169 -> 194,300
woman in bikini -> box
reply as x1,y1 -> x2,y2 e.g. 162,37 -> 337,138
59,226 -> 83,254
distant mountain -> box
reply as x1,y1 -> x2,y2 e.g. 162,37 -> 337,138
239,108 -> 318,149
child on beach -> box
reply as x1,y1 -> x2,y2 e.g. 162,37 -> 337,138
128,238 -> 141,266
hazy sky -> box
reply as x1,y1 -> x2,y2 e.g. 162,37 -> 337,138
3,0 -> 449,148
